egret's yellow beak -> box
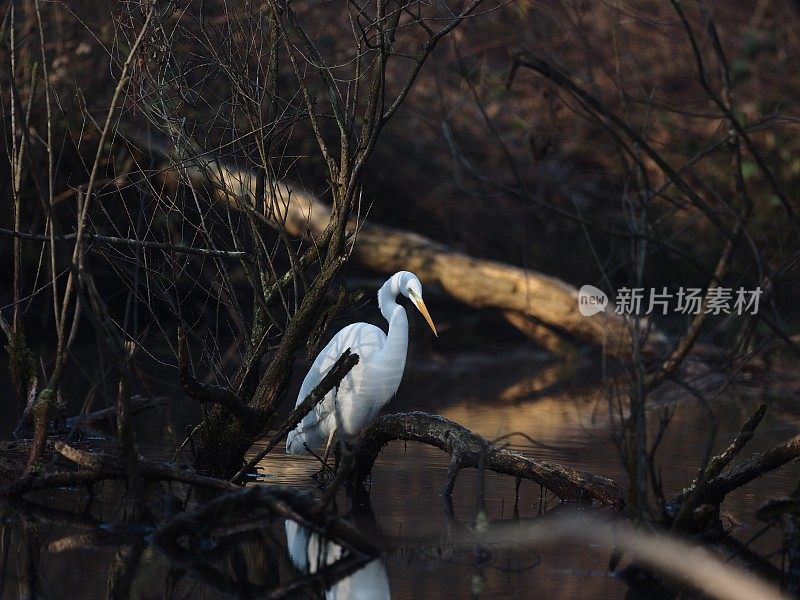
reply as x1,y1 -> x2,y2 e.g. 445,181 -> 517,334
410,294 -> 438,337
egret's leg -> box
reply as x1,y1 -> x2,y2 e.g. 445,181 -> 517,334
308,431 -> 337,486
303,442 -> 328,466
333,439 -> 341,473
322,429 -> 336,467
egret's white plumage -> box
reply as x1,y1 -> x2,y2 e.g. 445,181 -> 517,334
285,519 -> 391,599
286,271 -> 436,454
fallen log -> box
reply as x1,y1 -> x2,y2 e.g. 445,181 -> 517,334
350,411 -> 625,506
124,129 -> 662,357
65,395 -> 173,430
3,443 -> 238,496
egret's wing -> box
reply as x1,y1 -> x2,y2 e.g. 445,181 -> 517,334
289,322 -> 386,452
297,324 -> 385,397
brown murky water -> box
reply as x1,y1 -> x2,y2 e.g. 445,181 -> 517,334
3,345 -> 800,598
257,349 -> 800,598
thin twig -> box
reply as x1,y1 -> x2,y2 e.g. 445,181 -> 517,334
0,227 -> 253,262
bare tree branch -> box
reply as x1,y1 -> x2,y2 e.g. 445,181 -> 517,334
177,327 -> 262,426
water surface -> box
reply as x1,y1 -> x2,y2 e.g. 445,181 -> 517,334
3,345 -> 800,598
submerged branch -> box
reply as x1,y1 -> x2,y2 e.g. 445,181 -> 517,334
671,403 -> 767,530
666,403 -> 800,537
703,403 -> 768,481
702,434 -> 800,505
351,411 -> 624,506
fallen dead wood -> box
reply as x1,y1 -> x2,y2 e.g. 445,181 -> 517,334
702,434 -> 800,505
1,441 -> 238,496
124,129 -> 662,357
0,438 -> 112,477
12,395 -> 174,440
350,411 -> 625,506
667,404 -> 800,535
670,403 -> 766,530
65,395 -> 173,430
671,403 -> 800,510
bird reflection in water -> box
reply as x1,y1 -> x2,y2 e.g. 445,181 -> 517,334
285,519 -> 391,599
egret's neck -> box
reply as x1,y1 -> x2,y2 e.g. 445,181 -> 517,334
378,278 -> 399,323
377,278 -> 409,358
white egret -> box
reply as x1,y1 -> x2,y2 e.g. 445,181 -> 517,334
286,271 -> 437,457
